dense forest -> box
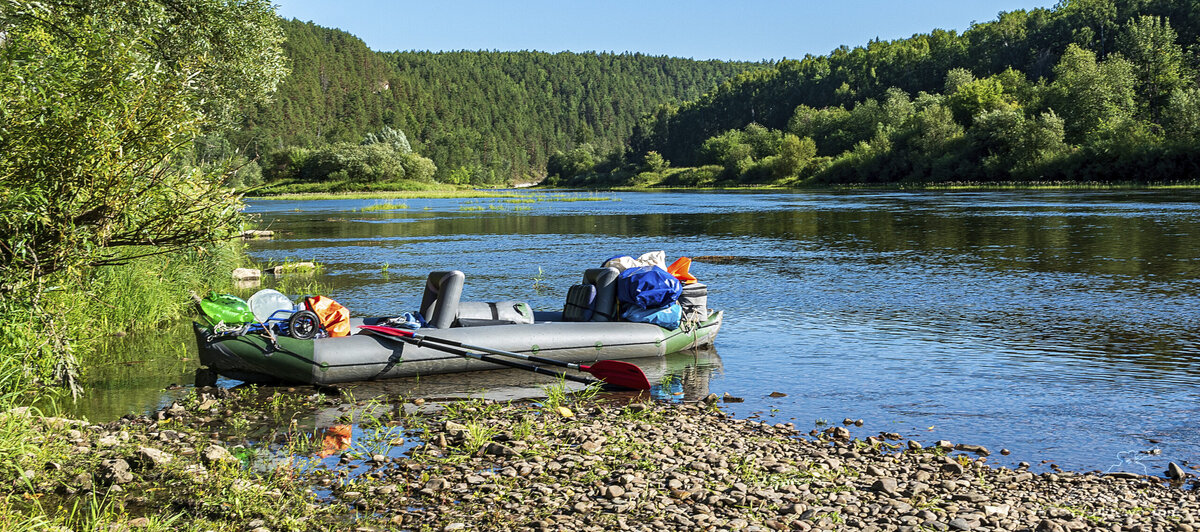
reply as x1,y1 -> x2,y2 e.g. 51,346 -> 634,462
555,0 -> 1200,186
234,20 -> 757,187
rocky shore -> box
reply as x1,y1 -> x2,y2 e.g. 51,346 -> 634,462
3,386 -> 1197,531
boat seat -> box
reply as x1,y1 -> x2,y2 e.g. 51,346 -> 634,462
582,266 -> 619,322
454,300 -> 534,327
419,270 -> 464,329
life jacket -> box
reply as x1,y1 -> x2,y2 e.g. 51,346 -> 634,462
305,295 -> 351,337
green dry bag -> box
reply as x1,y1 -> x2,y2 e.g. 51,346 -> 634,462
198,292 -> 256,327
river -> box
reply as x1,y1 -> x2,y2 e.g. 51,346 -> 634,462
78,189 -> 1200,476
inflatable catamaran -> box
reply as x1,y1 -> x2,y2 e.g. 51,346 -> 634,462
194,267 -> 722,386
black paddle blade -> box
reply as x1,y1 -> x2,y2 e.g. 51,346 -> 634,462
583,360 -> 651,390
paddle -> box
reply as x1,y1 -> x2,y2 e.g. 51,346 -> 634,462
358,324 -> 651,390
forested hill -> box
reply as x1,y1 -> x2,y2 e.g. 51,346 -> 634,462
553,0 -> 1200,186
235,19 -> 758,183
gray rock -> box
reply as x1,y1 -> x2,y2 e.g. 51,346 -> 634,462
983,504 -> 1011,517
423,478 -> 449,491
605,485 -> 626,499
100,459 -> 133,485
231,268 -> 261,281
136,447 -> 173,469
73,472 -> 93,491
952,493 -> 988,503
201,444 -> 239,466
942,462 -> 965,475
954,444 -> 989,456
872,478 -> 899,495
826,426 -> 851,440
484,442 -> 517,457
1168,462 -> 1186,480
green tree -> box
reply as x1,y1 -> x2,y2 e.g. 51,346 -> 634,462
972,109 -> 1068,176
775,134 -> 817,178
1162,87 -> 1200,141
1116,15 -> 1186,120
363,126 -> 413,154
946,76 -> 1015,124
0,0 -> 287,388
1058,0 -> 1119,56
1044,44 -> 1138,142
641,151 -> 670,173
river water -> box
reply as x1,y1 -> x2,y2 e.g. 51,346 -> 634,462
79,189 -> 1200,475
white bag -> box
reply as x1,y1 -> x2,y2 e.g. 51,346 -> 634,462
603,250 -> 667,272
247,289 -> 294,322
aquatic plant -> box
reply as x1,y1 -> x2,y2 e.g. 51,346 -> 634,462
359,201 -> 408,211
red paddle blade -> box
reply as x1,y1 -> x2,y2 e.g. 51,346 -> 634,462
359,324 -> 415,338
583,360 -> 651,390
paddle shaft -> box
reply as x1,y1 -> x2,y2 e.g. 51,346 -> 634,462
369,330 -> 600,386
392,328 -> 587,370
358,325 -> 651,390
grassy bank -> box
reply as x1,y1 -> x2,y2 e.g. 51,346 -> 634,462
245,178 -> 462,197
249,189 -> 619,202
557,167 -> 1200,191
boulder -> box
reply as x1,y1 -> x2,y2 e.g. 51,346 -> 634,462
201,444 -> 239,466
231,268 -> 261,281
100,459 -> 133,485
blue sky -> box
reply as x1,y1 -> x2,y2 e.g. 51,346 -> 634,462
274,1 -> 1058,62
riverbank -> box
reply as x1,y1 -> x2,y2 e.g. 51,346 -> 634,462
4,385 -> 1195,531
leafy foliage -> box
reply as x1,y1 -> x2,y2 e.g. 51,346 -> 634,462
235,20 -> 759,183
587,0 -> 1200,186
0,0 -> 286,389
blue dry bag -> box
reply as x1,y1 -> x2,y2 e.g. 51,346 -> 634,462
617,265 -> 682,309
621,303 -> 682,330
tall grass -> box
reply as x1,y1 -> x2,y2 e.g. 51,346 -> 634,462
81,242 -> 240,334
0,240 -> 242,399
0,239 -> 248,526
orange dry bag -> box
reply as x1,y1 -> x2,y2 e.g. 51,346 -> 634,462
304,295 -> 351,337
667,257 -> 698,284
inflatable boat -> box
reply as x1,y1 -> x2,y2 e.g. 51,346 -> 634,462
194,268 -> 722,385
